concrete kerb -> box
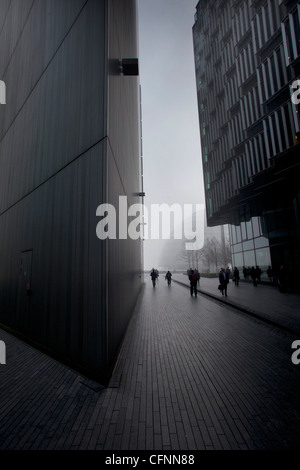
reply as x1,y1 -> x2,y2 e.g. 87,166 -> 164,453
172,278 -> 300,338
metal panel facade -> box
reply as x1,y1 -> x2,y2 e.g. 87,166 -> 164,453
0,0 -> 143,384
106,0 -> 143,370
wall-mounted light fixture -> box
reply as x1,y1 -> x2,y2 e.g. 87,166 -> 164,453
109,58 -> 139,76
120,58 -> 139,76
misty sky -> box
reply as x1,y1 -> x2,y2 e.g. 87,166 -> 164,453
138,0 -> 204,269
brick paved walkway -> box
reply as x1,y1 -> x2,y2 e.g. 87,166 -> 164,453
0,279 -> 300,451
172,273 -> 300,335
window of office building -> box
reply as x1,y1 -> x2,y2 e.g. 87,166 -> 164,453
230,216 -> 271,271
266,105 -> 296,157
259,48 -> 290,100
230,224 -> 237,245
230,217 -> 265,245
207,198 -> 213,218
252,217 -> 261,237
253,2 -> 279,51
242,87 -> 261,128
232,252 -> 244,268
276,46 -> 286,88
243,240 -> 254,251
256,247 -> 271,267
270,113 -> 281,155
246,219 -> 253,239
243,250 -> 256,267
283,102 -> 296,147
236,224 -> 242,243
293,7 -> 300,57
254,236 -> 269,249
205,171 -> 210,190
241,221 -> 247,240
282,7 -> 300,65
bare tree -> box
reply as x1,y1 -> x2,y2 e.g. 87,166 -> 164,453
198,243 -> 211,272
178,235 -> 232,273
198,236 -> 232,272
178,245 -> 201,270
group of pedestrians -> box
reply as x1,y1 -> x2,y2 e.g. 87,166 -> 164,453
151,263 -> 291,295
150,268 -> 173,287
150,268 -> 159,287
150,267 -> 201,296
242,265 -> 262,286
219,264 -> 289,294
218,266 -> 240,296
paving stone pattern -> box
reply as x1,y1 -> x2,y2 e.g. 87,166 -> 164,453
0,279 -> 300,450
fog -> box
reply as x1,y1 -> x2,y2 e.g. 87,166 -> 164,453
138,0 -> 204,270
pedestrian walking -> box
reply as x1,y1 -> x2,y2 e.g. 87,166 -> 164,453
250,266 -> 257,287
165,270 -> 172,286
243,266 -> 248,280
150,268 -> 158,287
233,267 -> 240,286
189,269 -> 198,297
256,266 -> 262,283
218,267 -> 227,296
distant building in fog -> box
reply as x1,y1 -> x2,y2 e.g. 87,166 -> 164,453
193,0 -> 300,280
0,0 -> 143,384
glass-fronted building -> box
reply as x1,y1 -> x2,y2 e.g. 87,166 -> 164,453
229,217 -> 271,278
193,0 -> 300,282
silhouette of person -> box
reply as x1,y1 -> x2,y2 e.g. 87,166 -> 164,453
165,271 -> 172,286
150,268 -> 158,287
250,266 -> 257,287
233,267 -> 240,286
189,269 -> 198,297
219,268 -> 227,296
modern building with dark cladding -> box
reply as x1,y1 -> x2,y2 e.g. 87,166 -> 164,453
0,0 -> 143,384
193,0 -> 300,281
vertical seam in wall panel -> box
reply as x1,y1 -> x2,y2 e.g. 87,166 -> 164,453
0,0 -> 13,38
0,0 -> 89,147
1,0 -> 35,78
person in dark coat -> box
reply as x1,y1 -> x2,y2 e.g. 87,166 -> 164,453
250,266 -> 257,287
256,266 -> 262,283
165,270 -> 172,286
233,267 -> 240,286
219,268 -> 227,296
150,268 -> 158,287
189,269 -> 198,297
